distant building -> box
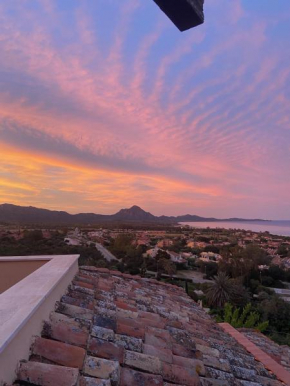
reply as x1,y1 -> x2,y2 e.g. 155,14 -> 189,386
145,246 -> 161,258
187,241 -> 207,249
137,239 -> 149,246
157,239 -> 173,248
168,251 -> 187,265
181,252 -> 194,259
271,255 -> 282,266
88,230 -> 104,239
64,237 -> 80,246
199,252 -> 222,263
258,265 -> 269,271
282,257 -> 290,270
64,227 -> 84,246
145,248 -> 187,266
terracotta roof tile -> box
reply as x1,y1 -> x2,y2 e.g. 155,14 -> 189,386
116,321 -> 145,339
83,356 -> 120,384
113,334 -> 143,352
143,343 -> 173,364
43,311 -> 89,348
88,337 -> 125,363
61,295 -> 94,310
12,266 -> 287,386
56,302 -> 94,321
79,376 -> 111,386
120,367 -> 163,386
161,361 -> 200,385
31,337 -> 86,369
172,355 -> 205,374
91,326 -> 115,341
124,350 -> 162,374
17,361 -> 79,386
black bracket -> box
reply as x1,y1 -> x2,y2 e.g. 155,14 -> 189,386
153,0 -> 205,31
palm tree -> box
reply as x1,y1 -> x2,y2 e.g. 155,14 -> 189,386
206,272 -> 234,308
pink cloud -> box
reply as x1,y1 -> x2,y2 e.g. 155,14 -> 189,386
0,0 -> 289,218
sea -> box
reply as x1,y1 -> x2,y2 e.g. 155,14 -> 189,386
180,221 -> 290,237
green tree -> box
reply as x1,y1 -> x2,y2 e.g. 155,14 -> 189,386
24,230 -> 43,242
257,294 -> 290,338
206,272 -> 249,309
204,245 -> 220,254
277,245 -> 288,257
155,250 -> 171,280
109,234 -> 134,259
161,258 -> 176,278
156,250 -> 171,261
267,265 -> 287,284
222,303 -> 268,332
206,272 -> 235,308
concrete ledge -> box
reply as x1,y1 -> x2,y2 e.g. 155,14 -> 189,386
219,323 -> 290,385
0,255 -> 79,385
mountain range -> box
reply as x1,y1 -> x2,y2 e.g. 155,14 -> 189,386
0,203 -> 268,225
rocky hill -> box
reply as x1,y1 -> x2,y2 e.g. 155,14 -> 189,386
0,203 -> 266,225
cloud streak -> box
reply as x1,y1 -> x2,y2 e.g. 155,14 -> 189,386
0,0 -> 289,219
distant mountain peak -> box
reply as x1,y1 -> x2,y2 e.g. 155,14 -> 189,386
130,205 -> 143,210
114,205 -> 156,221
0,203 -> 269,225
125,205 -> 143,211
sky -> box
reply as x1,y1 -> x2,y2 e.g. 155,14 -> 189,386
0,0 -> 290,219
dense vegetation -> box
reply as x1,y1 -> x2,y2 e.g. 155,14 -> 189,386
1,228 -> 290,346
218,303 -> 269,332
0,230 -> 107,267
108,234 -> 177,276
202,245 -> 290,346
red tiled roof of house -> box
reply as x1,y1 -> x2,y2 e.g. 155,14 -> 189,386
13,267 -> 287,386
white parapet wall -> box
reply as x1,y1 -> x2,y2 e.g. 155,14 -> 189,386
0,255 -> 79,385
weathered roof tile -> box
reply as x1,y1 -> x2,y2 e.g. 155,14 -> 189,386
124,350 -> 162,374
91,326 -> 115,341
56,302 -> 93,321
120,367 -> 163,386
79,376 -> 111,386
145,331 -> 171,349
43,312 -> 89,348
17,361 -> 79,386
83,356 -> 120,385
161,362 -> 200,385
61,295 -> 94,310
172,355 -> 205,375
202,355 -> 231,372
200,378 -> 230,386
114,334 -> 143,352
88,337 -> 125,363
143,343 -> 173,364
12,268 -> 287,386
32,337 -> 86,369
196,344 -> 220,358
116,322 -> 145,339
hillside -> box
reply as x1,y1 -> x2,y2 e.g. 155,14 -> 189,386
0,203 -> 267,225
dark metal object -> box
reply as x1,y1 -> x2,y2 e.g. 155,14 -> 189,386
153,0 -> 204,31
185,280 -> 189,294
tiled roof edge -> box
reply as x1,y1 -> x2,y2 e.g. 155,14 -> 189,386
219,323 -> 290,385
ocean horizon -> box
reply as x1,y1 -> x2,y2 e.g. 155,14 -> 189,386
180,220 -> 290,237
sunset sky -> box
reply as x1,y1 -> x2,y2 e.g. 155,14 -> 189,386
0,0 -> 290,219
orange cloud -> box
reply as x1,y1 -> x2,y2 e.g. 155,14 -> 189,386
0,0 -> 289,218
